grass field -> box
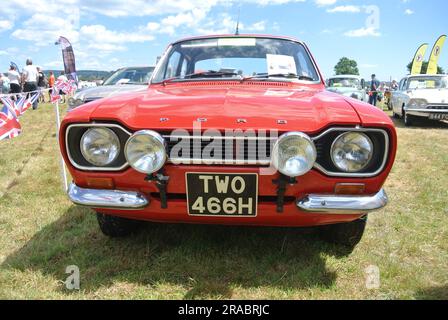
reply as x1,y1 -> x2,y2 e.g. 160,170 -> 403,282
0,102 -> 447,300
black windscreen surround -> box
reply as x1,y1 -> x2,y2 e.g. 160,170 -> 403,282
314,130 -> 388,175
66,126 -> 129,169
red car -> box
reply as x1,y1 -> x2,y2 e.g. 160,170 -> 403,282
60,35 -> 397,249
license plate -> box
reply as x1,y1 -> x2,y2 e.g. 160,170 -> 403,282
186,173 -> 258,217
429,113 -> 448,120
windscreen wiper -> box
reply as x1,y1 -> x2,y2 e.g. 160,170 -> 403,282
162,70 -> 241,85
242,73 -> 315,82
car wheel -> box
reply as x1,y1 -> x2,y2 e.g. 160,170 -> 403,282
318,216 -> 367,249
403,108 -> 413,127
96,212 -> 143,237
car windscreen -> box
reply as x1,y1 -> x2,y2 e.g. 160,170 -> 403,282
104,67 -> 155,86
328,78 -> 360,88
407,77 -> 448,90
152,37 -> 320,83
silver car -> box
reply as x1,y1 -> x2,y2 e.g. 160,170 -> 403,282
326,75 -> 367,102
69,66 -> 155,108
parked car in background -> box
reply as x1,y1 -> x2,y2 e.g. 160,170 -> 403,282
390,74 -> 448,126
68,66 -> 155,109
60,35 -> 397,251
326,75 -> 367,102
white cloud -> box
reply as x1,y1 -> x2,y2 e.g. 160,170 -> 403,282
0,19 -> 14,31
327,5 -> 361,13
344,27 -> 381,37
2,0 -> 306,70
12,13 -> 79,46
315,0 -> 337,7
80,24 -> 154,44
405,9 -> 414,15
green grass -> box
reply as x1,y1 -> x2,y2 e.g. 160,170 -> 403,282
0,103 -> 447,299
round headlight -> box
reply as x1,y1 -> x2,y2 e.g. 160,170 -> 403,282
331,132 -> 373,172
272,132 -> 317,177
80,127 -> 120,166
125,130 -> 166,174
407,99 -> 427,109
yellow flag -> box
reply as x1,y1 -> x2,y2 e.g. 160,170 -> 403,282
411,44 -> 428,75
427,35 -> 446,75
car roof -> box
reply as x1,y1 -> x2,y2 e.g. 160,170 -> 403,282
170,34 -> 306,46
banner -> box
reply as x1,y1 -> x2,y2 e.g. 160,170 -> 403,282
427,35 -> 446,75
410,43 -> 428,75
56,36 -> 78,83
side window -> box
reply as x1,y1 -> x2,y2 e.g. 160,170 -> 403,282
399,78 -> 407,91
180,57 -> 188,77
164,51 -> 181,79
402,79 -> 408,91
296,50 -> 317,79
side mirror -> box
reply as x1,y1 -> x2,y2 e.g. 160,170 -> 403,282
360,79 -> 365,89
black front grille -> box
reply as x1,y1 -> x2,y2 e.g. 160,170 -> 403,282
427,104 -> 448,110
163,134 -> 276,165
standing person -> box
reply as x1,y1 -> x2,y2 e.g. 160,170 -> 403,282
48,71 -> 55,102
36,67 -> 47,103
368,74 -> 380,107
57,71 -> 68,103
7,65 -> 21,100
22,59 -> 39,110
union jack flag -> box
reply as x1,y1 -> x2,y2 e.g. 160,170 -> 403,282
1,96 -> 20,117
50,89 -> 61,104
55,79 -> 78,95
0,105 -> 22,141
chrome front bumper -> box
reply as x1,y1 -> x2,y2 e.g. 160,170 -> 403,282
405,107 -> 448,118
67,183 -> 149,210
297,189 -> 388,214
68,183 -> 387,214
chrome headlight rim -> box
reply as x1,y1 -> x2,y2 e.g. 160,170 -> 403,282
330,131 -> 374,173
80,127 -> 121,167
124,130 -> 167,174
272,131 -> 317,177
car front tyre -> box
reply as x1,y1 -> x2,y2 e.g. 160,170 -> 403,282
318,216 -> 367,249
96,212 -> 142,237
403,109 -> 413,127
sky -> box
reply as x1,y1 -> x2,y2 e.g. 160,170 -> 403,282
0,0 -> 447,81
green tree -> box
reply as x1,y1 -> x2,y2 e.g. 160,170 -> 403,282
334,57 -> 360,75
406,61 -> 445,74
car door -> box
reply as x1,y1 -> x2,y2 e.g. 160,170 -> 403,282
393,78 -> 407,114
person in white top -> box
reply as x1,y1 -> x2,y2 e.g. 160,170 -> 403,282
7,65 -> 21,99
22,58 -> 39,110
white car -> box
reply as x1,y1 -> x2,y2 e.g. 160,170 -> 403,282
326,75 -> 367,102
391,74 -> 448,126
